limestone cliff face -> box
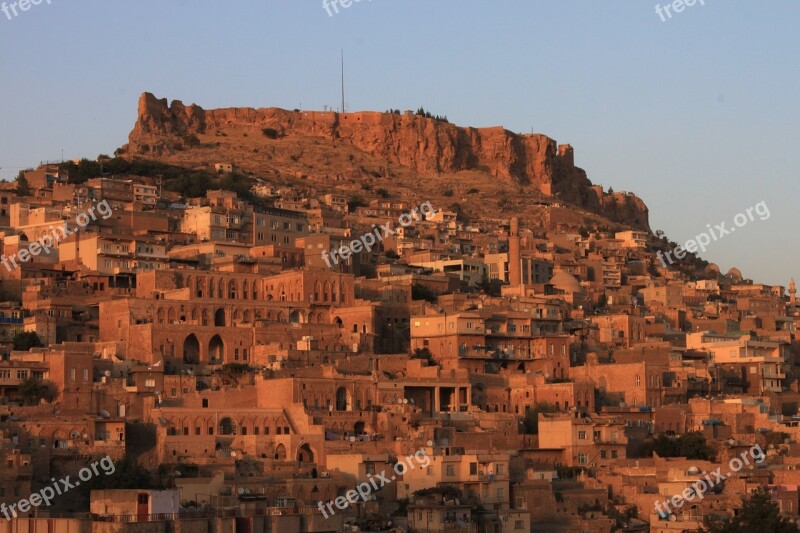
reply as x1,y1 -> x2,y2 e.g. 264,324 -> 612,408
125,93 -> 650,230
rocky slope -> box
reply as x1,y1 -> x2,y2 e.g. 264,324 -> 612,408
122,92 -> 650,230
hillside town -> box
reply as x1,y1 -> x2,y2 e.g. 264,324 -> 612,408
0,149 -> 795,533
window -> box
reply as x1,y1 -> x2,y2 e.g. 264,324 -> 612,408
446,464 -> 454,476
82,369 -> 89,382
611,450 -> 618,459
470,462 -> 478,475
600,450 -> 607,459
69,369 -> 76,382
145,379 -> 155,388
427,466 -> 434,476
578,431 -> 587,440
496,487 -> 504,501
635,374 -> 641,387
578,453 -> 588,465
365,463 -> 375,475
496,464 -> 504,475
515,520 -> 525,529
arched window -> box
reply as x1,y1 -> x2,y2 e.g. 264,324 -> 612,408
336,387 -> 351,411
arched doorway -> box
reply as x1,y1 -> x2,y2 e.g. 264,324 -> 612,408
220,417 -> 235,435
275,443 -> 287,460
297,443 -> 314,463
183,334 -> 200,364
209,335 -> 224,363
214,309 -> 226,327
289,310 -> 303,324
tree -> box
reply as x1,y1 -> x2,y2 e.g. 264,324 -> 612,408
477,273 -> 503,297
347,196 -> 367,212
18,377 -> 55,404
411,348 -> 433,362
411,284 -> 437,303
643,431 -> 716,461
13,331 -> 42,351
522,402 -> 559,434
78,457 -> 154,498
703,489 -> 799,533
15,171 -> 30,196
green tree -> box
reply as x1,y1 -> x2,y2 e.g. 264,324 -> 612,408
347,195 -> 367,212
86,458 -> 154,490
18,377 -> 55,404
15,171 -> 30,196
643,431 -> 716,461
702,489 -> 799,533
522,402 -> 559,434
477,273 -> 503,297
13,331 -> 42,351
411,284 -> 437,303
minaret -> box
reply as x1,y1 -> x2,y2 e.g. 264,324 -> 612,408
790,278 -> 796,306
509,217 -> 521,287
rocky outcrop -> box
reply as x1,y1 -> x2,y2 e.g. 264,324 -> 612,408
124,93 -> 650,230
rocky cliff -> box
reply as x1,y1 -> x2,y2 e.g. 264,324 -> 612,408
124,92 -> 650,230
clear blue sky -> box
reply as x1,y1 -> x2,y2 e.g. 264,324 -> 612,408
1,0 -> 797,286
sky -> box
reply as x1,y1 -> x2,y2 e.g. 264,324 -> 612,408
0,0 -> 797,286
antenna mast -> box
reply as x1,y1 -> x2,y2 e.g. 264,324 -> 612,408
341,49 -> 345,113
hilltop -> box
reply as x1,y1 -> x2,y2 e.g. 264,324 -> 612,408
118,93 -> 650,232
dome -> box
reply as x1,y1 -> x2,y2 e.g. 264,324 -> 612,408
549,271 -> 582,294
705,263 -> 720,274
726,267 -> 743,281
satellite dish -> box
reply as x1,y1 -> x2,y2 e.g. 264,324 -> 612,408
99,410 -> 110,418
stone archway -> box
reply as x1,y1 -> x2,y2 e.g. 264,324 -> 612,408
209,335 -> 224,363
183,334 -> 200,364
275,443 -> 287,461
297,443 -> 315,463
